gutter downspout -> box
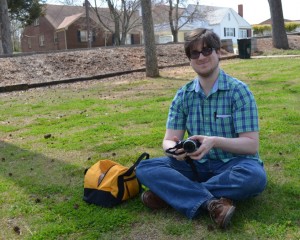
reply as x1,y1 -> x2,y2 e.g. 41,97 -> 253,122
64,28 -> 67,50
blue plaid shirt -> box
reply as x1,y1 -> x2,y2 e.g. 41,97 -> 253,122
167,69 -> 261,162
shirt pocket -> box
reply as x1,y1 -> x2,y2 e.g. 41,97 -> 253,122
213,113 -> 235,137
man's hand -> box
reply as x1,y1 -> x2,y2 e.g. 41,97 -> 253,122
187,131 -> 259,159
164,136 -> 189,161
187,135 -> 215,160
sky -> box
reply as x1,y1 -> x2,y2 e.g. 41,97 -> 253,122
190,0 -> 300,24
46,0 -> 300,25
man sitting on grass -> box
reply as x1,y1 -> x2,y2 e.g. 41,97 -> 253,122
136,28 -> 267,229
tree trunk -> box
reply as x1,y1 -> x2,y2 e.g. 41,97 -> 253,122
140,0 -> 159,77
171,28 -> 178,43
107,0 -> 121,45
0,0 -> 13,54
268,0 -> 289,49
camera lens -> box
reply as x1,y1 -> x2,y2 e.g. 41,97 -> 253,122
183,139 -> 200,153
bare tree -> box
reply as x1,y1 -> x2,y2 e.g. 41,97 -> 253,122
268,0 -> 289,49
140,0 -> 159,77
92,0 -> 142,45
0,0 -> 13,54
153,0 -> 206,43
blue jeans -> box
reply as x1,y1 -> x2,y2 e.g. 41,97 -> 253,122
136,156 -> 267,219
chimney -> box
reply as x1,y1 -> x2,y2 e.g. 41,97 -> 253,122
238,4 -> 243,17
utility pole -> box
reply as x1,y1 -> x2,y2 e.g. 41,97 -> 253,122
85,0 -> 92,48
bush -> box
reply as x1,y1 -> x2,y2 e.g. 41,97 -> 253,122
253,25 -> 272,35
285,22 -> 300,32
253,22 -> 300,35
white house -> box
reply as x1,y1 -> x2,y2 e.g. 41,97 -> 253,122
154,4 -> 252,45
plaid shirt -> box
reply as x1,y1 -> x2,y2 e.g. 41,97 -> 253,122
167,69 -> 261,162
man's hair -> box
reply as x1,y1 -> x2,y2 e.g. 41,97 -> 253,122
184,28 -> 221,59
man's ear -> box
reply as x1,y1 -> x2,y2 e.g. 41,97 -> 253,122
216,49 -> 222,58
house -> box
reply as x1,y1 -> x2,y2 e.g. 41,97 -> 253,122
21,4 -> 142,53
153,4 -> 252,45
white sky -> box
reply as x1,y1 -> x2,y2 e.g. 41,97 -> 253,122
46,0 -> 300,25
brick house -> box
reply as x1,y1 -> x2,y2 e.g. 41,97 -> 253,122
21,4 -> 142,52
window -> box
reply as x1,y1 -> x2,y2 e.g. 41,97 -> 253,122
224,28 -> 235,37
239,29 -> 247,38
79,30 -> 88,42
228,13 -> 231,21
39,35 -> 45,46
54,33 -> 58,43
28,38 -> 32,49
34,18 -> 39,26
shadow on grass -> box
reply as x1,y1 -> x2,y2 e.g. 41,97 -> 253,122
0,141 -> 142,239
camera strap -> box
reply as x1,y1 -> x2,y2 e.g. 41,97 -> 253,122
185,157 -> 200,182
166,145 -> 200,181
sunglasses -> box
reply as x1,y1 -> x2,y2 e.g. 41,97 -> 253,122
190,47 -> 215,59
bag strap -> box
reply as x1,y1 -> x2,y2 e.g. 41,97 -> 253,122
116,153 -> 149,201
124,152 -> 150,176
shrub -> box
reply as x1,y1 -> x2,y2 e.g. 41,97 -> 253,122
285,22 -> 300,32
253,24 -> 272,35
253,22 -> 300,35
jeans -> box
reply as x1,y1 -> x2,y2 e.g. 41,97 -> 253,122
136,156 -> 267,219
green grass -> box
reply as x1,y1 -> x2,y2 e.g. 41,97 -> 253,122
260,49 -> 300,56
0,57 -> 299,239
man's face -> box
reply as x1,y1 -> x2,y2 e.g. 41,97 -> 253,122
189,43 -> 221,78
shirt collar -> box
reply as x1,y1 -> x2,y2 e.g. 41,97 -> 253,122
190,69 -> 230,93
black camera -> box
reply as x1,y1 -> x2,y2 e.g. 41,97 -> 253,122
166,139 -> 201,155
180,139 -> 201,153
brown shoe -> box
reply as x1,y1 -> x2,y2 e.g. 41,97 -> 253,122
141,190 -> 169,210
207,198 -> 235,229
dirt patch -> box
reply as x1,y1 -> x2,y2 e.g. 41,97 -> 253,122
0,35 -> 299,88
254,35 -> 300,52
0,44 -> 188,87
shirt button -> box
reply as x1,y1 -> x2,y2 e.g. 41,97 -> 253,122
205,117 -> 209,121
206,132 -> 210,135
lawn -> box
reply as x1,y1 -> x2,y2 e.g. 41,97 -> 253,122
0,57 -> 299,239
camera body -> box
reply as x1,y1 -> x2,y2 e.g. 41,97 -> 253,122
176,139 -> 201,153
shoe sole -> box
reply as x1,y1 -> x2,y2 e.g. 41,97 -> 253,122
220,205 -> 236,229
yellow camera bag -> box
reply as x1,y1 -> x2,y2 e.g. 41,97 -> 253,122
83,152 -> 149,207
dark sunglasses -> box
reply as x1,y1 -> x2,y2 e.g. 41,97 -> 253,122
190,47 -> 215,59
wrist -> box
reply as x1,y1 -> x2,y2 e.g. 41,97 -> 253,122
211,136 -> 218,148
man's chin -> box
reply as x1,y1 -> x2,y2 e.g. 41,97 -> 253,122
197,70 -> 213,78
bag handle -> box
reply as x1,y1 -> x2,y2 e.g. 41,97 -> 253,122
116,152 -> 150,201
124,152 -> 149,176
